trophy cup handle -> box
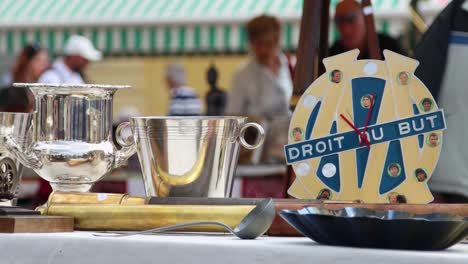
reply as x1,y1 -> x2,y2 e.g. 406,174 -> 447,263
3,135 -> 42,170
239,122 -> 266,150
114,122 -> 137,169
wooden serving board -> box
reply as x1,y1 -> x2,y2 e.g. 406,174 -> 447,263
269,201 -> 468,236
0,215 -> 74,233
0,206 -> 41,215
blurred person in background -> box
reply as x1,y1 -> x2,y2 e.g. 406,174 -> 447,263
227,15 -> 293,165
0,43 -> 49,112
165,63 -> 202,116
39,35 -> 101,84
227,15 -> 292,121
205,64 -> 227,116
329,0 -> 405,59
414,0 -> 468,203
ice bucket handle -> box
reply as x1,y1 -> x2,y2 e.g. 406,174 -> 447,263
3,135 -> 42,170
239,122 -> 265,150
114,122 -> 137,168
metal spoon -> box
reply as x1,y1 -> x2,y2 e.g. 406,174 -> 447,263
94,198 -> 275,239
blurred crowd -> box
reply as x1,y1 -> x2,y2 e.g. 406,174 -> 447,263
1,0 -> 468,203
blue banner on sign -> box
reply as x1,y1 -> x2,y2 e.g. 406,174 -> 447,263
284,110 -> 446,164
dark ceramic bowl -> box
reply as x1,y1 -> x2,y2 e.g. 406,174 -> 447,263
279,207 -> 468,250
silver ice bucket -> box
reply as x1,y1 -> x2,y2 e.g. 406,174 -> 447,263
5,83 -> 137,192
0,112 -> 34,202
126,116 -> 265,198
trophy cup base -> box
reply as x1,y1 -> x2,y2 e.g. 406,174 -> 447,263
50,182 -> 93,193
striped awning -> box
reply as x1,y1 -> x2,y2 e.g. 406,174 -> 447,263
0,0 -> 435,56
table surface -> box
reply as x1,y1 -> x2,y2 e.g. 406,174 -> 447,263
236,164 -> 287,177
1,232 -> 468,264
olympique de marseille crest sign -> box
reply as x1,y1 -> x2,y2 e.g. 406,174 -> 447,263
284,49 -> 446,204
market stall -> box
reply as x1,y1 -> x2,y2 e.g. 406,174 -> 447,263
1,1 -> 468,263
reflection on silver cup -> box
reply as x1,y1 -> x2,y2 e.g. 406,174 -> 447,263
0,112 -> 34,203
5,83 -> 137,192
128,116 -> 265,198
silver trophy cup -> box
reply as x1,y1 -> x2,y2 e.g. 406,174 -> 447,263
5,83 -> 137,192
0,112 -> 34,204
126,116 -> 265,198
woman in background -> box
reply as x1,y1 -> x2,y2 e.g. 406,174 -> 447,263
0,44 -> 49,208
0,43 -> 49,112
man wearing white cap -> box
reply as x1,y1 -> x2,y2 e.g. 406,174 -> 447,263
39,35 -> 101,84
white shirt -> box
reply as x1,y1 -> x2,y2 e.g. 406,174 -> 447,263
169,86 -> 202,116
38,59 -> 85,84
227,53 -> 293,120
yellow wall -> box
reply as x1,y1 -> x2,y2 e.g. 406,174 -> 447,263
86,55 -> 247,118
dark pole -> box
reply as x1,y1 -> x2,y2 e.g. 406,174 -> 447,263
291,0 -> 330,107
284,0 -> 330,197
362,0 -> 382,60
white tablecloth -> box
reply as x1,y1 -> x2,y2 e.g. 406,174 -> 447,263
1,232 -> 468,264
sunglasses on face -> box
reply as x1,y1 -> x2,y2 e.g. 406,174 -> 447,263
24,43 -> 42,59
334,12 -> 358,25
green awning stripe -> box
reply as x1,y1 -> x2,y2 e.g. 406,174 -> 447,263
332,24 -> 339,43
200,0 -> 215,14
150,28 -> 156,52
134,28 -> 142,51
91,28 -> 99,48
34,31 -> 41,44
171,0 -> 187,16
93,0 -> 115,19
279,0 -> 290,11
178,27 -> 186,52
375,0 -> 384,8
108,0 -> 129,21
239,26 -> 246,51
247,0 -> 258,12
217,0 -> 231,12
295,0 -> 302,10
0,2 -> 16,18
164,27 -> 171,52
232,0 -> 245,14
121,28 -> 128,51
263,0 -> 275,13
62,30 -> 70,46
1,0 -> 413,28
0,19 -> 401,56
0,0 -> 415,57
2,23 -> 306,56
186,0 -> 200,16
37,1 -> 61,21
126,1 -> 142,16
20,31 -> 27,46
208,26 -> 216,50
6,31 -> 14,54
54,1 -> 72,20
105,28 -> 113,53
12,1 -> 31,21
194,26 -> 201,51
381,20 -> 390,35
83,1 -> 99,18
48,30 -> 55,52
155,0 -> 172,16
223,25 -> 231,51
